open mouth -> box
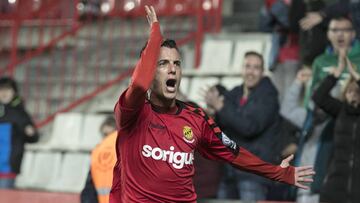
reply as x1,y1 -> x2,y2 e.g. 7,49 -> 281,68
166,79 -> 176,87
337,39 -> 345,46
166,79 -> 177,92
350,100 -> 359,107
245,75 -> 255,82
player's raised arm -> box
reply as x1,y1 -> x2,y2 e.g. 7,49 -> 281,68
114,6 -> 162,130
123,5 -> 162,109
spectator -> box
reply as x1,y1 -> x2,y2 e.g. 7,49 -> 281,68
289,0 -> 331,66
110,6 -> 314,202
0,77 -> 39,189
79,0 -> 101,18
304,16 -> 360,107
281,68 -> 313,128
313,57 -> 360,203
300,0 -> 360,37
259,0 -> 291,69
178,88 -> 225,199
280,68 -> 334,203
81,115 -> 117,203
188,85 -> 224,199
204,84 -> 227,117
204,51 -> 282,201
99,116 -> 116,136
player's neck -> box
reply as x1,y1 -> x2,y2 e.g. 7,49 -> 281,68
150,97 -> 177,114
151,102 -> 178,114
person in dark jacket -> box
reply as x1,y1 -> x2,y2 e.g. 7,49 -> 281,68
0,77 -> 39,189
204,51 -> 282,201
313,57 -> 360,203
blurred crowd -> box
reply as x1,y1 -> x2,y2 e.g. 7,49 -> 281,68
195,0 -> 360,202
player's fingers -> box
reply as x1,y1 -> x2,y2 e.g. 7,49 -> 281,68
284,154 -> 294,163
150,6 -> 157,22
296,182 -> 310,190
150,6 -> 156,15
300,178 -> 313,183
146,15 -> 151,26
296,165 -> 313,171
145,5 -> 151,15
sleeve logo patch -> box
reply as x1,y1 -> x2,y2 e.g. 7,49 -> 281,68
221,132 -> 237,150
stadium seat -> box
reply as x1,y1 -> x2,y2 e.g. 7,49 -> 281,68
46,112 -> 84,150
78,114 -> 107,151
26,152 -> 62,190
14,151 -> 35,189
179,76 -> 190,97
46,152 -> 90,193
220,77 -> 243,90
187,77 -> 220,108
198,39 -> 233,73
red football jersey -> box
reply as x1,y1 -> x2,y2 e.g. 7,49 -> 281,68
111,98 -> 238,202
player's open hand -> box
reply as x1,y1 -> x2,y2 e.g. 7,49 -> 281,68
280,154 -> 315,190
145,5 -> 158,26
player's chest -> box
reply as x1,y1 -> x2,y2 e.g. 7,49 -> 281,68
140,115 -> 201,151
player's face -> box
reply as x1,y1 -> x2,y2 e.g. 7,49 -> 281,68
151,47 -> 182,106
327,19 -> 355,51
242,55 -> 264,89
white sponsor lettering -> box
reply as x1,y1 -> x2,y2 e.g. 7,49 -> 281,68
142,145 -> 194,169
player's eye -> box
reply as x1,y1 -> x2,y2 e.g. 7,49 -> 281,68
174,61 -> 181,67
158,60 -> 169,67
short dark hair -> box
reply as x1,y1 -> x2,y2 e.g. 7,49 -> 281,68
0,77 -> 18,94
139,39 -> 179,57
101,116 -> 116,129
214,84 -> 227,96
160,39 -> 179,51
244,51 -> 264,69
329,16 -> 354,28
342,76 -> 360,101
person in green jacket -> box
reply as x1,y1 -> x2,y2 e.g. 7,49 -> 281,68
304,15 -> 360,107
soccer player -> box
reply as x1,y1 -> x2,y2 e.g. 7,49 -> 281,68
110,6 -> 315,203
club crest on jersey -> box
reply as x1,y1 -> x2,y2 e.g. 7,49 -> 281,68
183,126 -> 195,143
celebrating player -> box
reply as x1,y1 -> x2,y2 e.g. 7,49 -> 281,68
110,6 -> 315,203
